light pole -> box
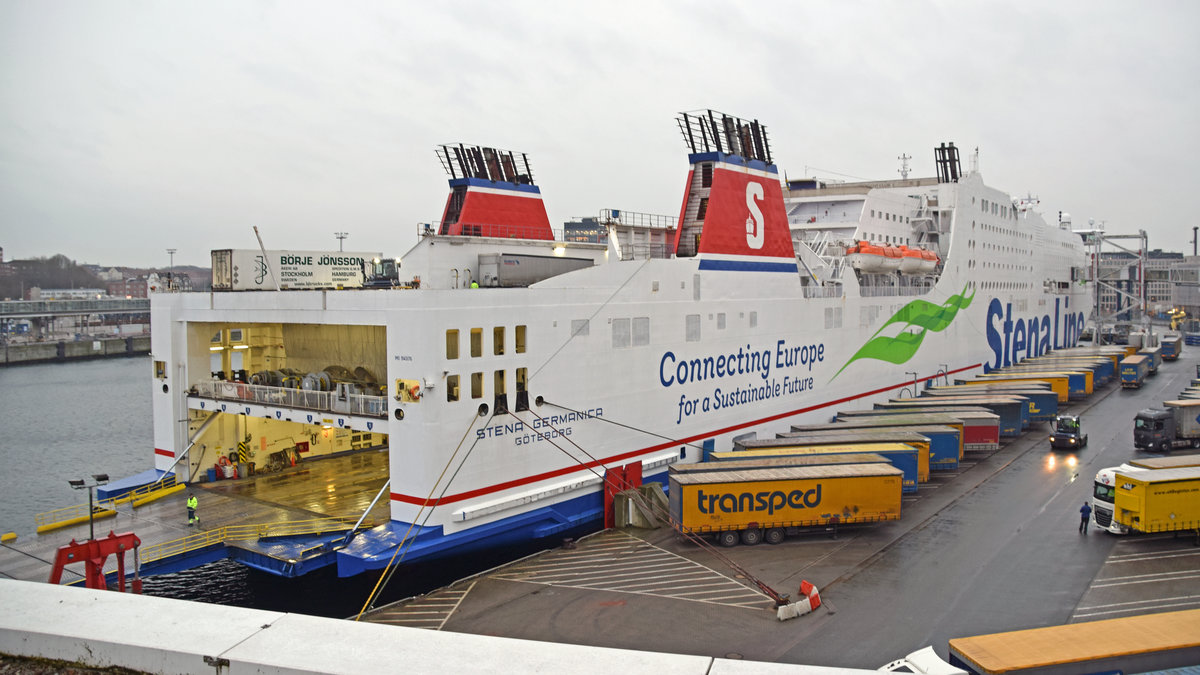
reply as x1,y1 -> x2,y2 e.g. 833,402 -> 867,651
335,232 -> 348,252
68,474 -> 110,541
166,248 -> 176,270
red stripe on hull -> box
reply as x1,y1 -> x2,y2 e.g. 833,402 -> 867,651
391,363 -> 983,507
154,448 -> 175,458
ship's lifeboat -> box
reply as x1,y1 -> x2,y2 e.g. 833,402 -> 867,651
897,246 -> 940,274
846,241 -> 902,273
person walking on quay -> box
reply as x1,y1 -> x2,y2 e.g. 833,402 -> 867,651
187,492 -> 199,527
1079,500 -> 1092,534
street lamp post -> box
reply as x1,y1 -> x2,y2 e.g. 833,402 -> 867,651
335,232 -> 348,252
68,474 -> 110,541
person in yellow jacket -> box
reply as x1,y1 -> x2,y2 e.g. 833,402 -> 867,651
187,492 -> 199,527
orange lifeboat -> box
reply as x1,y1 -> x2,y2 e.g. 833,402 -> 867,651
897,246 -> 940,274
846,240 -> 902,273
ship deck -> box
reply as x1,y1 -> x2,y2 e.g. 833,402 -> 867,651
357,353 -> 1200,668
0,447 -> 390,584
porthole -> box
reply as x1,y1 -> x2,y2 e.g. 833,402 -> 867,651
394,408 -> 405,420
478,403 -> 490,417
162,384 -> 169,394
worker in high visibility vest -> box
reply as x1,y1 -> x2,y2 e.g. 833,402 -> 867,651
187,492 -> 199,527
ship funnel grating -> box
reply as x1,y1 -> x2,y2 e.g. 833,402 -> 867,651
436,144 -> 535,185
677,110 -> 771,164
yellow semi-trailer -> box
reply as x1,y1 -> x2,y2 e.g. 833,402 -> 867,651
1113,466 -> 1200,535
669,464 -> 903,547
669,452 -> 893,475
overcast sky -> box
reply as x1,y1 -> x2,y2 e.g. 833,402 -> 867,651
2,1 -> 1197,268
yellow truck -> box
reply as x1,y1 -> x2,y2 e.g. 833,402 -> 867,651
668,463 -> 903,546
1112,466 -> 1200,535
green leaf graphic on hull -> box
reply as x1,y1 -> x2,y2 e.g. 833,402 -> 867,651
831,286 -> 975,380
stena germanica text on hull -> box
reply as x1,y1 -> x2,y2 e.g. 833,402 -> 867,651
149,110 -> 1091,576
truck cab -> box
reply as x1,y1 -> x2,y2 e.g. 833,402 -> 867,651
1092,464 -> 1136,534
1134,409 -> 1174,452
1049,414 -> 1087,450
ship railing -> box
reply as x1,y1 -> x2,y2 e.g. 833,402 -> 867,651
597,209 -> 677,230
801,285 -> 844,299
139,516 -> 370,564
190,380 -> 387,418
33,475 -> 180,532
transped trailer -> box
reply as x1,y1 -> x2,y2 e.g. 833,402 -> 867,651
1019,357 -> 1114,386
670,452 -> 893,475
668,463 -> 904,546
834,409 -> 1001,453
1092,457 -> 1200,534
1161,334 -> 1182,360
715,442 -> 923,492
924,386 -> 1058,422
1119,354 -> 1148,388
789,414 -> 967,461
873,397 -> 1025,436
947,608 -> 1200,674
1138,345 -> 1162,375
983,368 -> 1092,398
1112,466 -> 1200,535
956,374 -> 1070,403
753,428 -> 954,471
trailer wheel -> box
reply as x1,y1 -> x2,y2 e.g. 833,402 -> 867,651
740,529 -> 762,546
717,531 -> 740,547
1192,438 -> 1200,449
764,528 -> 785,545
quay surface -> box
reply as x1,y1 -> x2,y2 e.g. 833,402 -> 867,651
359,353 -> 1200,668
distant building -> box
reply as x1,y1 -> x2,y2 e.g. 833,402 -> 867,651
107,277 -> 150,298
27,288 -> 107,301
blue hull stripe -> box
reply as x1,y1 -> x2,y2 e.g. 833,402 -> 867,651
698,259 -> 798,273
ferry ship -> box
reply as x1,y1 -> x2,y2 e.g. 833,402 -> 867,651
149,111 -> 1092,576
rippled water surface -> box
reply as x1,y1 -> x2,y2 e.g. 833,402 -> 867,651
0,357 -> 152,536
1,357 -> 584,615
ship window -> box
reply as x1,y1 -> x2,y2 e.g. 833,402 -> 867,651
493,327 -> 505,355
633,317 -> 650,346
515,367 -> 528,411
446,329 -> 459,360
471,372 -> 483,399
686,314 -> 701,342
493,370 -> 508,414
228,328 -> 243,342
749,311 -> 758,328
515,325 -> 526,353
571,319 -> 589,337
696,197 -> 709,221
612,318 -> 631,348
447,374 -> 460,402
701,163 -> 713,188
470,328 -> 482,357
154,360 -> 167,379
717,313 -> 726,330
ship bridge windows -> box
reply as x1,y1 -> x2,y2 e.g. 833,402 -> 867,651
515,325 -> 526,353
447,374 -> 460,402
493,327 -> 505,355
471,372 -> 483,399
446,329 -> 460,359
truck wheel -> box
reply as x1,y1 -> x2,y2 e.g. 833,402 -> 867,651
717,531 -> 739,547
764,528 -> 785,545
1082,435 -> 1088,448
1193,439 -> 1200,449
1160,442 -> 1171,454
740,529 -> 763,546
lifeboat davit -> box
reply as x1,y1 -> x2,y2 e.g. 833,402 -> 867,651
897,245 -> 940,274
846,240 -> 902,273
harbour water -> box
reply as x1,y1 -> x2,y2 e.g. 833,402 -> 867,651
0,357 -> 574,618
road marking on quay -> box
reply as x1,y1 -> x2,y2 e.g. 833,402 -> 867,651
363,580 -> 477,630
1074,594 -> 1200,619
491,530 -> 770,610
1089,571 -> 1200,588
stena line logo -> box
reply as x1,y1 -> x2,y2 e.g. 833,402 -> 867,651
697,484 -> 822,515
745,182 -> 764,249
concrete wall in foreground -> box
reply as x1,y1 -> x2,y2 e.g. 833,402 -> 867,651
1,336 -> 150,366
0,579 -> 879,675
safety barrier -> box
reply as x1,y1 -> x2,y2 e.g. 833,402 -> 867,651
34,475 -> 178,533
139,516 -> 371,564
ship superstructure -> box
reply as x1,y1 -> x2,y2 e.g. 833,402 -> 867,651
149,112 -> 1091,576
